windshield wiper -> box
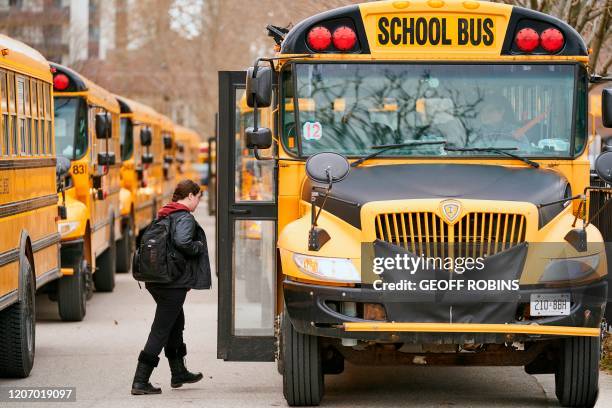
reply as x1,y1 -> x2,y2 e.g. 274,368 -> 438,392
444,146 -> 539,168
351,140 -> 447,167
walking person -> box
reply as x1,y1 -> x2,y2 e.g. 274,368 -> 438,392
131,179 -> 212,395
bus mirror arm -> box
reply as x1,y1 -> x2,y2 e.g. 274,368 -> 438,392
253,147 -> 273,161
308,171 -> 333,251
566,184 -> 612,252
58,180 -> 67,220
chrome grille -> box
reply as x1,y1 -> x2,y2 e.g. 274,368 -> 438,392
375,212 -> 527,258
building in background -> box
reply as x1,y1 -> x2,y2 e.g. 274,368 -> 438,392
0,0 -> 115,64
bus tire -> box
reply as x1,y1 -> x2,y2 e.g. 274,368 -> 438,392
94,225 -> 116,292
116,220 -> 133,273
58,259 -> 87,322
0,256 -> 35,378
282,309 -> 324,406
554,336 -> 599,407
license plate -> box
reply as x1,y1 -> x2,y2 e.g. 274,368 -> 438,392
530,293 -> 570,316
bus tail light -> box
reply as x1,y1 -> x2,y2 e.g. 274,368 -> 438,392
53,73 -> 70,91
307,26 -> 332,51
515,28 -> 539,53
332,26 -> 356,51
540,28 -> 564,53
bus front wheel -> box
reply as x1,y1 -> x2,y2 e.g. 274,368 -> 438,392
555,336 -> 600,407
116,218 -> 134,273
94,225 -> 116,292
58,258 -> 88,322
0,256 -> 35,377
281,309 -> 324,406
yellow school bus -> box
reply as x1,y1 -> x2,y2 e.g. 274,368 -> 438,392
0,35 -> 61,378
216,1 -> 612,406
196,141 -> 209,190
115,96 -> 164,272
52,63 -> 121,321
174,125 -> 201,183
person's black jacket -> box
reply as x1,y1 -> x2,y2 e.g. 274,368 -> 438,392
146,210 -> 211,290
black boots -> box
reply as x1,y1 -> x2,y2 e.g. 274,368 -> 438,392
165,343 -> 203,388
131,351 -> 162,395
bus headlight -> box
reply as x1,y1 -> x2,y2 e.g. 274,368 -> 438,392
293,253 -> 360,283
58,221 -> 79,237
540,253 -> 600,282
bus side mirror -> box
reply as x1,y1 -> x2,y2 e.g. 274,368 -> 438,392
98,152 -> 116,166
305,152 -> 350,186
140,128 -> 152,146
95,113 -> 111,139
56,156 -> 71,178
603,88 -> 612,128
595,150 -> 612,184
305,152 -> 350,251
246,127 -> 272,149
163,134 -> 173,149
246,66 -> 272,108
142,153 -> 154,164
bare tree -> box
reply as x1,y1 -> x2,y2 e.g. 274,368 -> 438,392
497,0 -> 612,75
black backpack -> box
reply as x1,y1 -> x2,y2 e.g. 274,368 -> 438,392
133,216 -> 177,283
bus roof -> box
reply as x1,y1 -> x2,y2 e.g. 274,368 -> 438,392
160,115 -> 174,133
0,34 -> 52,81
174,125 -> 201,144
279,0 -> 587,60
50,62 -> 120,113
115,95 -> 165,126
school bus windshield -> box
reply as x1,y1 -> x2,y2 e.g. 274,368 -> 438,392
282,63 -> 586,158
54,97 -> 88,160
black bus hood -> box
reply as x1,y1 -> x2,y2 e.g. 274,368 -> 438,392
302,163 -> 568,229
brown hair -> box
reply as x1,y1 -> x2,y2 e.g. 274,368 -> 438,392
172,179 -> 201,202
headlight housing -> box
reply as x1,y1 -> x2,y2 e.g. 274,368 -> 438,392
539,253 -> 600,282
293,253 -> 360,283
58,221 -> 80,237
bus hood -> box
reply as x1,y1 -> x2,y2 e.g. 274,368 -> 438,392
302,163 -> 568,229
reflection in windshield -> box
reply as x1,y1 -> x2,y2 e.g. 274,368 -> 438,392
54,97 -> 87,160
283,64 -> 582,158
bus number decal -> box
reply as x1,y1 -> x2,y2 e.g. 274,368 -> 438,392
72,164 -> 85,174
377,16 -> 494,47
303,122 -> 323,141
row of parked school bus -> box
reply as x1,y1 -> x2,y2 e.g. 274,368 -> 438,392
0,34 -> 206,378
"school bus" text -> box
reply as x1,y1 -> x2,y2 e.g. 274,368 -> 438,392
377,16 -> 494,46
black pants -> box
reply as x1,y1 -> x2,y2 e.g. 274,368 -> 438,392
143,287 -> 188,357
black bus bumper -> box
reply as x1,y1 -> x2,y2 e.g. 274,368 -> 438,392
283,278 -> 607,344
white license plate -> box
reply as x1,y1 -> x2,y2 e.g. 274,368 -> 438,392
530,293 -> 571,316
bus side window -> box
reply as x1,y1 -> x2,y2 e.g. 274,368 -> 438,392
24,77 -> 31,156
31,79 -> 38,155
8,73 -> 16,156
16,76 -> 26,156
45,83 -> 52,156
0,70 -> 7,156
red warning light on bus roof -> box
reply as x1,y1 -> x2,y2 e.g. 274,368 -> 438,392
515,28 -> 539,53
540,28 -> 564,53
53,73 -> 69,91
307,26 -> 332,51
332,26 -> 357,51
